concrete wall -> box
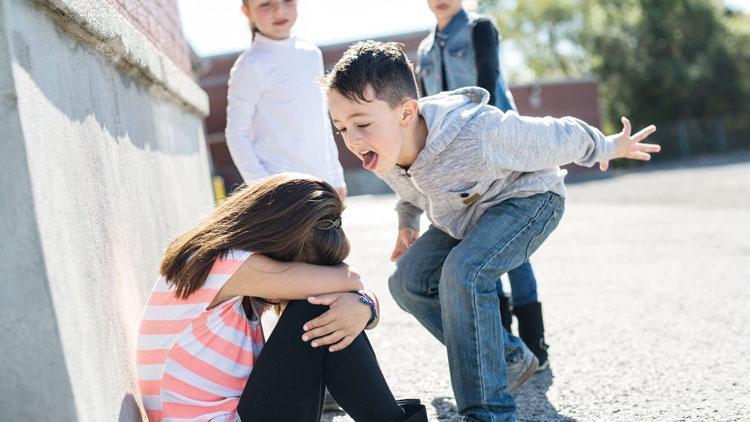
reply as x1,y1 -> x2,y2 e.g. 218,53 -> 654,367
0,0 -> 212,420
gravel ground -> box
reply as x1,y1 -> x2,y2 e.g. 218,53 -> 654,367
323,157 -> 750,421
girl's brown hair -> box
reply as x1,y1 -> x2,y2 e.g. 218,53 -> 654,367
160,173 -> 349,299
242,0 -> 258,39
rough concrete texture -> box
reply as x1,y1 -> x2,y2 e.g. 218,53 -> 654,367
324,157 -> 750,421
0,0 -> 214,420
34,0 -> 208,115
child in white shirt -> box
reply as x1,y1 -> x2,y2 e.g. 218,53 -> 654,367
226,0 -> 347,199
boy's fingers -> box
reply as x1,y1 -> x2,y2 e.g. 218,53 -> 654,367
637,143 -> 661,153
599,161 -> 609,171
628,151 -> 651,161
390,248 -> 400,262
621,116 -> 631,136
632,125 -> 656,142
391,242 -> 405,262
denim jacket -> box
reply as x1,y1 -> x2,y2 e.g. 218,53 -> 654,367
417,9 -> 516,112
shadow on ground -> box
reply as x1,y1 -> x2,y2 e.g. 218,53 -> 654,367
320,370 -> 576,421
427,370 -> 576,421
514,370 -> 576,422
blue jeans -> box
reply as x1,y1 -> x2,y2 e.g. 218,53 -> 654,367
500,261 -> 538,307
389,192 -> 564,421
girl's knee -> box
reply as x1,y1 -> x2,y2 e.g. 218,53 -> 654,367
281,300 -> 327,322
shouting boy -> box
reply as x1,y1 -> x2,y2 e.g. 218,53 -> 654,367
324,41 -> 658,421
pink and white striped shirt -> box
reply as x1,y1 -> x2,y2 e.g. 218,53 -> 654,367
137,249 -> 265,422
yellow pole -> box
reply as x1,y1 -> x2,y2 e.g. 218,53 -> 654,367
212,175 -> 226,204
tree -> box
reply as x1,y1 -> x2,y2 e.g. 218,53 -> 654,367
587,0 -> 748,126
483,0 -> 590,82
482,0 -> 750,132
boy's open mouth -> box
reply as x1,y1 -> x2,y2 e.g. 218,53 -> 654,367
362,151 -> 379,170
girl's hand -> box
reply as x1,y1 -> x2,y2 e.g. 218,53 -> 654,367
600,117 -> 660,171
301,292 -> 370,352
391,227 -> 419,262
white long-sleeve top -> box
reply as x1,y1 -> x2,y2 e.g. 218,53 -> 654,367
225,34 -> 346,188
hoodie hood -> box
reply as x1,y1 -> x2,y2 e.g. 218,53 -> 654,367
412,87 -> 490,170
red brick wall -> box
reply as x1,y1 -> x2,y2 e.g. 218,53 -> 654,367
105,0 -> 192,75
511,80 -> 601,127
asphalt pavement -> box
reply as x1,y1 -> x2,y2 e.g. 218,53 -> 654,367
324,157 -> 750,421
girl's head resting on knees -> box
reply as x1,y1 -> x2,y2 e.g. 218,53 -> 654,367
161,173 -> 349,299
241,0 -> 297,41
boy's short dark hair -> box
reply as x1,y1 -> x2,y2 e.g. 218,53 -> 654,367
324,41 -> 419,108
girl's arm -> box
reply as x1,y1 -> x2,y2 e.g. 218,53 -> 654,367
225,58 -> 270,182
217,254 -> 364,302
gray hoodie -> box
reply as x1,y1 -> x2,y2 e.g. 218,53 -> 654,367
380,87 -> 617,239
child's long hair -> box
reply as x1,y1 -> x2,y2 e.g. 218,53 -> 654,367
160,173 -> 349,299
241,0 -> 258,39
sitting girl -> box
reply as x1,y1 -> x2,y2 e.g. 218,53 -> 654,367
137,174 -> 426,421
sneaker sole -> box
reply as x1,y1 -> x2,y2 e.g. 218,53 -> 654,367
510,356 -> 538,394
534,359 -> 549,373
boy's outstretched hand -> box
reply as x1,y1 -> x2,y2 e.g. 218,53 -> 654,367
391,227 -> 420,262
600,117 -> 660,171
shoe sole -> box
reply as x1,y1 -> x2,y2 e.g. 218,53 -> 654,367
534,359 -> 549,373
510,356 -> 538,394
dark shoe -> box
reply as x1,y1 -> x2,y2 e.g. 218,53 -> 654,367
397,399 -> 428,421
499,293 -> 513,332
514,301 -> 549,372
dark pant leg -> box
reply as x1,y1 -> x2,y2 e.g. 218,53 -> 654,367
323,334 -> 404,422
237,300 -> 404,422
507,260 -> 538,306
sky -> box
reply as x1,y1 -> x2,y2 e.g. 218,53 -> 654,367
178,0 -> 437,58
725,0 -> 750,12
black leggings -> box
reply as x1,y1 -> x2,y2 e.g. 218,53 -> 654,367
236,300 -> 406,422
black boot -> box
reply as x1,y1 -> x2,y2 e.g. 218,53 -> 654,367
397,399 -> 428,421
514,301 -> 549,371
499,293 -> 513,332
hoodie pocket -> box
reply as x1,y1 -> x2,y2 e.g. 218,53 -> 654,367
446,180 -> 488,209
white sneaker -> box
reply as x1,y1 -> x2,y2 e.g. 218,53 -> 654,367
506,344 -> 538,394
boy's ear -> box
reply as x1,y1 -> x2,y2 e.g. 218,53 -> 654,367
399,99 -> 420,127
241,4 -> 251,19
